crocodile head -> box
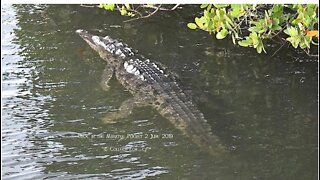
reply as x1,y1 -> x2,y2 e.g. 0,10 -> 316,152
76,29 -> 137,65
76,29 -> 114,52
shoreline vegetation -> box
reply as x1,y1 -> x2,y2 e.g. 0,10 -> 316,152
82,4 -> 319,57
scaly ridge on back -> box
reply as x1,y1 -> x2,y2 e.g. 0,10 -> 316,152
76,29 -> 226,156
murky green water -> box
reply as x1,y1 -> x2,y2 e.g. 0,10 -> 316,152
2,4 -> 318,180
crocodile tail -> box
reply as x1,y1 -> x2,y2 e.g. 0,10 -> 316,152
157,92 -> 227,156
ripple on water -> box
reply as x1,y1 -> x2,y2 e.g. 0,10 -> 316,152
2,4 -> 55,179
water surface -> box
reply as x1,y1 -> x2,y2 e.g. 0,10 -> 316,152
2,4 -> 318,180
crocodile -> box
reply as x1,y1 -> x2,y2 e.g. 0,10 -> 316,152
76,29 -> 226,156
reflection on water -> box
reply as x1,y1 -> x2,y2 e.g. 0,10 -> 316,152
2,4 -> 54,179
2,4 -> 318,180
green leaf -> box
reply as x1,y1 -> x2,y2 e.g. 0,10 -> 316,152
211,8 -> 215,14
272,25 -> 282,31
292,39 -> 300,48
284,27 -> 298,37
216,29 -> 228,39
287,36 -> 300,48
304,16 -> 312,27
203,22 -> 208,29
187,23 -> 197,30
230,8 -> 241,18
204,9 -> 209,18
249,32 -> 263,49
256,42 -> 266,54
256,44 -> 262,53
301,36 -> 311,49
204,9 -> 214,19
200,4 -> 208,8
270,18 -> 280,30
98,4 -> 104,8
216,9 -> 226,18
207,20 -> 214,31
292,4 -> 303,10
214,4 -> 229,8
307,4 -> 316,10
272,18 -> 279,25
224,15 -> 235,26
101,4 -> 115,11
230,4 -> 243,18
107,4 -> 115,11
127,12 -> 135,17
231,4 -> 241,10
195,17 -> 204,29
271,4 -> 284,18
120,6 -> 127,15
238,38 -> 252,47
248,26 -> 261,33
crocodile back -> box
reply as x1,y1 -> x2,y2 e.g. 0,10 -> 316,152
115,54 -> 226,155
77,29 -> 226,156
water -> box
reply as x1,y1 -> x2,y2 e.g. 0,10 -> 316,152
2,4 -> 318,179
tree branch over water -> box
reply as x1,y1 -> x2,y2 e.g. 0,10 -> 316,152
88,4 -> 318,56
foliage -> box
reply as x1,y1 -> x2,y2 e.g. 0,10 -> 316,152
96,4 -> 318,54
98,4 -> 180,21
98,4 -> 136,17
187,4 -> 318,54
